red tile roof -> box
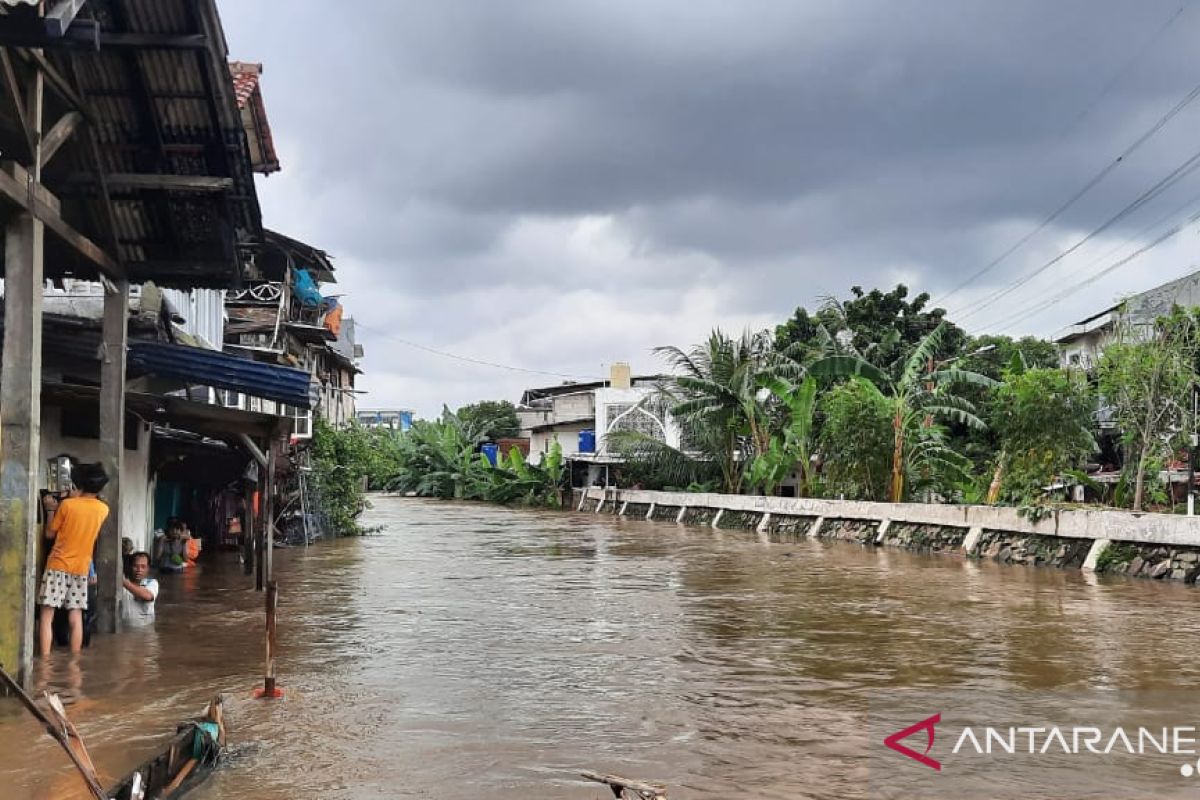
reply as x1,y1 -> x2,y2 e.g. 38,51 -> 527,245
229,61 -> 280,175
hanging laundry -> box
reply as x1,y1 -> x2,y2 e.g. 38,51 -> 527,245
323,297 -> 344,337
291,267 -> 323,307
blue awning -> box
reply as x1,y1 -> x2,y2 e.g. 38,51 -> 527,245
128,341 -> 314,409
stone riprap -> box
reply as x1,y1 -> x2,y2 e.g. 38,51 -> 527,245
684,507 -> 719,526
623,502 -> 651,519
973,530 -> 1092,569
1094,541 -> 1200,582
770,514 -> 816,536
819,518 -> 878,544
717,510 -> 761,531
882,522 -> 968,553
577,487 -> 1200,584
649,504 -> 682,523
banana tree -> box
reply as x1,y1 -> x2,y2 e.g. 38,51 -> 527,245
747,375 -> 819,496
809,323 -> 995,502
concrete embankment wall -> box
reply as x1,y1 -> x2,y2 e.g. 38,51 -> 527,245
573,488 -> 1200,583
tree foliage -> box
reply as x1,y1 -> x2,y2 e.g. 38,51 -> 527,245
990,368 -> 1097,503
809,322 -> 995,502
1098,308 -> 1199,511
776,284 -> 965,372
455,400 -> 521,441
311,419 -> 372,536
385,408 -> 564,506
817,378 -> 893,500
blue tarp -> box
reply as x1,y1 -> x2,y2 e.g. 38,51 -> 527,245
128,342 -> 315,409
291,267 -> 323,308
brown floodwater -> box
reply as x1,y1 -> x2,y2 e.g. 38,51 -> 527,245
4,497 -> 1200,799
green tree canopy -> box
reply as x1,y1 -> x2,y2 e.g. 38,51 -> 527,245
776,284 -> 965,372
817,378 -> 893,501
1098,308 -> 1199,511
455,400 -> 521,441
990,368 -> 1097,503
957,334 -> 1059,382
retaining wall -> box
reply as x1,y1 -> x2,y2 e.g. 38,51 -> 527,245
574,488 -> 1200,584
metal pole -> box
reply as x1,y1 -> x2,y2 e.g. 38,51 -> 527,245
253,580 -> 282,699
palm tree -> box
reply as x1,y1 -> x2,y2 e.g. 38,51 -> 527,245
809,323 -> 996,502
610,329 -> 788,494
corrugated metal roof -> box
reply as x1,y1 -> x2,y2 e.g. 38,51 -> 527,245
229,60 -> 279,175
128,341 -> 315,409
2,0 -> 262,289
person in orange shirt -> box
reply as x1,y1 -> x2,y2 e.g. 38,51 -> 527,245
38,463 -> 110,656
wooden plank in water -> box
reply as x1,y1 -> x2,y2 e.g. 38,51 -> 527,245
581,770 -> 668,799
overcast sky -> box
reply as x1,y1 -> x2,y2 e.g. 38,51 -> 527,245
221,1 -> 1200,418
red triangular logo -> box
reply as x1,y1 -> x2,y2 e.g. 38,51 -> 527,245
884,713 -> 942,771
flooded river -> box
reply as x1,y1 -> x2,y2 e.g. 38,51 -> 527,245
4,497 -> 1200,798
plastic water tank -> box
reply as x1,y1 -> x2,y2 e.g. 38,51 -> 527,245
578,430 -> 596,453
481,443 -> 499,466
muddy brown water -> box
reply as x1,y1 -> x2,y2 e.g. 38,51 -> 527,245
3,497 -> 1200,799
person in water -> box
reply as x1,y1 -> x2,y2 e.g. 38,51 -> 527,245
120,551 -> 159,627
37,463 -> 109,656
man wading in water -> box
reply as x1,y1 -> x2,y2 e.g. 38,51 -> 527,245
36,463 -> 110,656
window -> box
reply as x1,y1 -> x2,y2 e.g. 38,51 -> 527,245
286,405 -> 313,439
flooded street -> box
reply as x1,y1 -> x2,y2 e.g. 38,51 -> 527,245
5,497 -> 1200,798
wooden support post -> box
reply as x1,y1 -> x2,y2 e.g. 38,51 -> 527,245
0,211 -> 45,683
265,581 -> 277,694
95,279 -> 128,635
264,440 -> 277,585
252,580 -> 283,699
241,477 -> 255,577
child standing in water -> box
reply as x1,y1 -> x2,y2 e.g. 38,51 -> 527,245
37,463 -> 109,656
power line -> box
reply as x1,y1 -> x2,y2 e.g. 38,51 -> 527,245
971,182 -> 1200,332
980,205 -> 1200,335
952,145 -> 1200,324
353,321 -> 601,381
935,6 -> 1195,307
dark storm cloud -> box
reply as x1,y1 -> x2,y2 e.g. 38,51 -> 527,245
220,1 -> 1200,414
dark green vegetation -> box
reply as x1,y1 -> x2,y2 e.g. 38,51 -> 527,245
619,284 -> 1197,513
384,408 -> 565,506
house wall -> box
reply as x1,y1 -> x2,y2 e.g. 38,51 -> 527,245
594,386 -> 681,453
529,422 -> 590,465
1058,330 -> 1111,369
161,288 -> 227,350
1126,270 -> 1200,323
551,393 -> 595,419
39,405 -> 155,553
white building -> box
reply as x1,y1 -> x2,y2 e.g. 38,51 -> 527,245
518,363 -> 676,467
1055,269 -> 1200,368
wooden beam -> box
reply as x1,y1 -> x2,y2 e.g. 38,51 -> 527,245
0,160 -> 122,279
0,49 -> 31,159
44,0 -> 88,39
0,210 -> 44,684
38,109 -> 81,168
69,173 -> 234,192
95,279 -> 128,635
0,30 -> 207,52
